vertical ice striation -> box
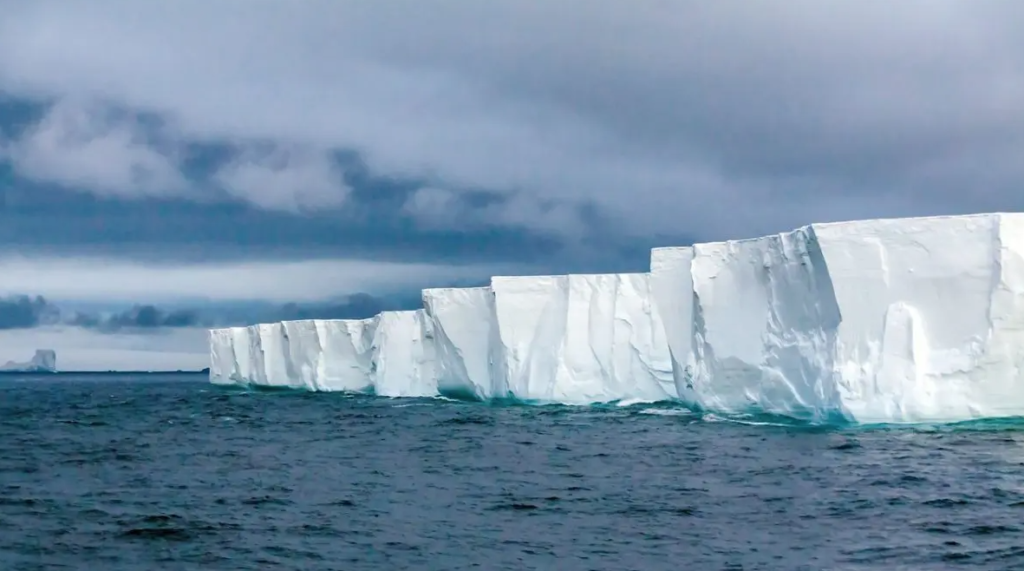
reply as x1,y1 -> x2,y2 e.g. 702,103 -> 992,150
282,320 -> 322,390
813,213 -> 1024,422
688,227 -> 842,421
237,325 -> 265,385
209,328 -> 236,384
650,247 -> 697,403
491,273 -> 674,404
259,322 -> 294,388
649,212 -> 1024,423
423,287 -> 504,400
316,318 -> 378,392
371,310 -> 438,398
978,213 -> 1024,418
213,319 -> 377,392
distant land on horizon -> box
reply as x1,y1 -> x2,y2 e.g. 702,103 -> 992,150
0,368 -> 210,376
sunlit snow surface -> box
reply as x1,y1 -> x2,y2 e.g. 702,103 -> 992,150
210,213 -> 1024,424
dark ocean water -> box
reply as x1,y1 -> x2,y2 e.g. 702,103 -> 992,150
3,376 -> 1024,570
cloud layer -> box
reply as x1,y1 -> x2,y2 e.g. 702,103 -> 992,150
3,1 -> 1022,246
0,255 -> 507,303
0,291 -> 418,333
2,3 -> 1023,370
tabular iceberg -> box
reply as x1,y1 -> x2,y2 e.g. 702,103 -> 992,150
209,212 -> 1024,424
491,273 -> 675,404
0,349 -> 58,373
651,213 -> 1024,423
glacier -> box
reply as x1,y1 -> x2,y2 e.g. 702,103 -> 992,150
209,212 -> 1024,424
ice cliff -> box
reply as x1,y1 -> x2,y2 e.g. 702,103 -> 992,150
423,287 -> 504,400
491,274 -> 674,404
650,213 -> 1024,423
209,310 -> 436,397
210,212 -> 1024,424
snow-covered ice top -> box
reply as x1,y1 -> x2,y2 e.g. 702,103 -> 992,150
211,212 -> 1024,424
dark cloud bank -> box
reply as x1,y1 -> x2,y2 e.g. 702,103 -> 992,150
0,293 -> 418,333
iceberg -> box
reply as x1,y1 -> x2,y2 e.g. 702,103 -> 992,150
0,349 -> 58,373
491,273 -> 675,404
209,212 -> 1024,424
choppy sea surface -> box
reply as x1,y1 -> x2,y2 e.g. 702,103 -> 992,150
3,375 -> 1024,570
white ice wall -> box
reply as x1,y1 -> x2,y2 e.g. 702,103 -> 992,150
259,322 -> 294,388
423,287 -> 505,400
688,227 -> 844,421
492,273 -> 674,404
283,320 -> 321,390
814,213 -> 1024,422
650,247 -> 696,402
316,318 -> 377,392
212,319 -> 378,392
371,310 -> 438,397
651,213 -> 1024,423
236,325 -> 264,385
208,328 -> 236,384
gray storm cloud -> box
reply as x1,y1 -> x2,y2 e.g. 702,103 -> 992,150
1,1 -> 1023,241
0,293 -> 416,333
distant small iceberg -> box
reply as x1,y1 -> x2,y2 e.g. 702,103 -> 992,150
0,349 -> 58,373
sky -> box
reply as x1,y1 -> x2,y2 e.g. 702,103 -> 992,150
1,1 -> 1024,370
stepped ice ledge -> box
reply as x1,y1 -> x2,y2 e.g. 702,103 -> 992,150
650,212 -> 1024,424
210,212 -> 1024,424
210,274 -> 676,405
208,310 -> 438,397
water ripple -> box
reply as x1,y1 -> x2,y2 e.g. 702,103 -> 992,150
3,375 -> 1024,570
